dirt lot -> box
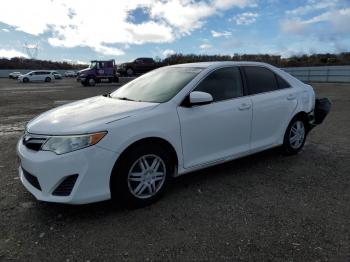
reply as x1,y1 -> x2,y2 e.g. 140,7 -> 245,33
0,78 -> 349,261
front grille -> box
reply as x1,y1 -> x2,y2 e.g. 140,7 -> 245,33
23,133 -> 48,151
52,174 -> 78,196
22,168 -> 41,191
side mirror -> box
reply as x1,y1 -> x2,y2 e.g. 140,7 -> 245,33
189,91 -> 213,106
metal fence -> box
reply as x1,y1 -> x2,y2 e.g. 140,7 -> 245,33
282,65 -> 350,83
1,65 -> 350,82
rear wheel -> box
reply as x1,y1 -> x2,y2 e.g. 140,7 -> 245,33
281,117 -> 307,155
110,143 -> 174,208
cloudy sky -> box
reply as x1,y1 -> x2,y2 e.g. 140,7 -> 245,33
0,0 -> 349,63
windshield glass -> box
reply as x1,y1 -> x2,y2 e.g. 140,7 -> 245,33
111,67 -> 202,103
89,61 -> 97,68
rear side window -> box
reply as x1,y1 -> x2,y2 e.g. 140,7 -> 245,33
276,74 -> 291,89
144,58 -> 154,63
195,67 -> 243,102
243,66 -> 278,95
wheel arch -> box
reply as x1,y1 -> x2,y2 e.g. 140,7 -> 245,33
110,136 -> 179,184
291,111 -> 310,131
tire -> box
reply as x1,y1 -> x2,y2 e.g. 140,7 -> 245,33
23,77 -> 29,83
281,117 -> 307,155
110,143 -> 174,208
45,77 -> 51,82
87,77 -> 96,86
126,68 -> 133,76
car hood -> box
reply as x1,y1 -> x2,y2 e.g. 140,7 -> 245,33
78,68 -> 91,74
27,96 -> 159,135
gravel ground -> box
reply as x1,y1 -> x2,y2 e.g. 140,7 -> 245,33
0,78 -> 349,261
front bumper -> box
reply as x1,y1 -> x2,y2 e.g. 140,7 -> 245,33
17,137 -> 118,204
76,76 -> 86,82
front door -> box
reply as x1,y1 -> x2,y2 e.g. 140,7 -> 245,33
177,67 -> 252,168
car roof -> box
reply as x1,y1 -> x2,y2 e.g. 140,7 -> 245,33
169,61 -> 304,86
170,61 -> 276,69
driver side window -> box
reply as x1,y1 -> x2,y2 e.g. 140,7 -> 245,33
195,67 -> 243,102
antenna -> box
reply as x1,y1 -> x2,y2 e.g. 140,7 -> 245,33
24,42 -> 39,59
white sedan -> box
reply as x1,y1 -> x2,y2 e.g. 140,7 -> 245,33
18,71 -> 55,83
17,62 -> 331,207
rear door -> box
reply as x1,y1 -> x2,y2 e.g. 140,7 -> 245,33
177,66 -> 252,168
242,66 -> 298,151
97,62 -> 106,78
32,72 -> 42,81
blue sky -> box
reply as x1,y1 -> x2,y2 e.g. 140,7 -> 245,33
0,0 -> 349,63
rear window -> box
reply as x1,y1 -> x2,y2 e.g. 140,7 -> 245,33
243,66 -> 279,95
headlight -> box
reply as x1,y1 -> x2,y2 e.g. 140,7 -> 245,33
41,132 -> 107,155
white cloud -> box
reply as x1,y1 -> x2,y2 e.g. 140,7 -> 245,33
214,0 -> 257,9
211,30 -> 232,38
92,45 -> 125,56
281,7 -> 350,35
0,49 -> 28,58
231,12 -> 259,25
286,0 -> 338,16
162,49 -> 176,57
0,0 -> 256,56
200,43 -> 212,49
1,29 -> 10,32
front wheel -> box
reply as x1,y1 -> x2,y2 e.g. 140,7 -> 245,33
110,143 -> 174,208
126,68 -> 133,76
87,77 -> 96,86
23,77 -> 29,83
281,118 -> 307,155
45,77 -> 51,82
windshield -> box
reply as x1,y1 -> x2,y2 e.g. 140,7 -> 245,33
111,67 -> 202,103
89,61 -> 97,68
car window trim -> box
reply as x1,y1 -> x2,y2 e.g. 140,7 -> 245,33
274,73 -> 291,89
179,65 -> 246,107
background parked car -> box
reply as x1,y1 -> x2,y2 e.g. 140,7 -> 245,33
18,71 -> 55,83
64,70 -> 77,77
117,57 -> 164,76
77,59 -> 119,86
8,72 -> 22,79
51,71 -> 63,79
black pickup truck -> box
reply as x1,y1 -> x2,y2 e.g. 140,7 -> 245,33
117,57 -> 164,76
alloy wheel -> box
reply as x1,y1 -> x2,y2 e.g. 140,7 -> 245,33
127,154 -> 166,199
289,120 -> 305,149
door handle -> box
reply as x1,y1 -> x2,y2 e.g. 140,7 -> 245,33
287,94 -> 296,100
238,103 -> 251,111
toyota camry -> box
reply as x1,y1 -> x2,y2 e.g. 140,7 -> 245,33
17,62 -> 331,207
